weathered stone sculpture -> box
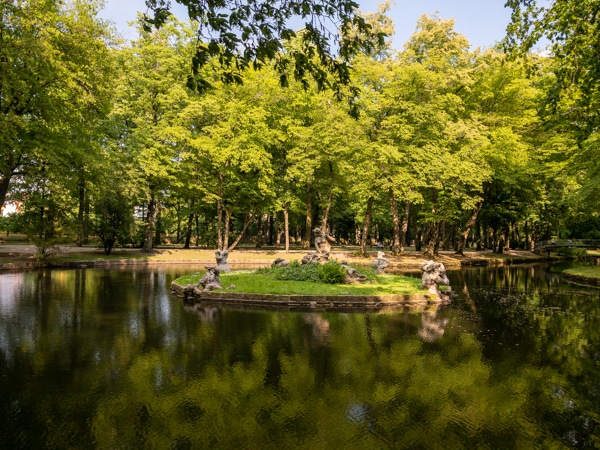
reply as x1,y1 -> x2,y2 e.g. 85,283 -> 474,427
272,257 -> 289,268
215,249 -> 230,272
370,251 -> 390,274
199,266 -> 222,292
341,260 -> 368,283
313,227 -> 336,256
301,252 -> 321,265
419,260 -> 450,301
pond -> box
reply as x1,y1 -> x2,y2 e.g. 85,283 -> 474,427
1,263 -> 599,448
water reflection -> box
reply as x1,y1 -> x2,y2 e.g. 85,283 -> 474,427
0,264 -> 599,448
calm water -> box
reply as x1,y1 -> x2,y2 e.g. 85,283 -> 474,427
1,264 -> 599,449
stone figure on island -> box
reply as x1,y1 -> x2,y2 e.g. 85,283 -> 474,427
370,251 -> 390,274
419,260 -> 451,301
199,266 -> 222,292
301,252 -> 321,264
313,228 -> 336,256
272,257 -> 290,268
215,249 -> 230,272
341,261 -> 368,282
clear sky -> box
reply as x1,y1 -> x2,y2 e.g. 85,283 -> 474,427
98,0 -> 513,50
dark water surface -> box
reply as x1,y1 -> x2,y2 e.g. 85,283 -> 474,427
1,264 -> 599,449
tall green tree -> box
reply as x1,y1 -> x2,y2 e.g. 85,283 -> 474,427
0,0 -> 114,211
112,19 -> 194,252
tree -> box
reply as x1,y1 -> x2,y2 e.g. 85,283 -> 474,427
112,19 -> 195,252
143,0 -> 383,110
0,0 -> 115,212
505,1 -> 600,228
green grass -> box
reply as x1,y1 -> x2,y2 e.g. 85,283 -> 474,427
174,269 -> 425,296
563,266 -> 600,279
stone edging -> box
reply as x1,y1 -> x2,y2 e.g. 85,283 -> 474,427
170,281 -> 441,311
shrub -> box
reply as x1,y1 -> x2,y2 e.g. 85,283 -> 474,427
273,263 -> 320,282
317,261 -> 346,284
556,247 -> 588,259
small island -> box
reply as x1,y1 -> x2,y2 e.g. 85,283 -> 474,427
171,253 -> 452,311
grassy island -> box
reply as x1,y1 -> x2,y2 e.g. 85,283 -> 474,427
174,262 -> 425,296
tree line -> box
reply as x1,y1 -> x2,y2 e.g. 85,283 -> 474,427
1,0 -> 598,256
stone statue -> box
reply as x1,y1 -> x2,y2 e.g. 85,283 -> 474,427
215,249 -> 230,272
271,257 -> 289,268
199,266 -> 222,292
313,228 -> 336,256
370,251 -> 390,274
301,252 -> 321,265
419,260 -> 450,301
341,261 -> 368,282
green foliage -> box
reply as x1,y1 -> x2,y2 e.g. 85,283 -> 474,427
272,262 -> 321,283
145,0 -> 383,111
91,191 -> 135,255
555,248 -> 588,259
317,261 -> 347,284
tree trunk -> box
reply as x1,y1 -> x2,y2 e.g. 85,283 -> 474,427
0,168 -> 13,212
422,221 -> 439,258
401,200 -> 410,250
360,196 -> 373,257
268,215 -> 274,245
216,173 -> 224,250
76,181 -> 85,247
224,208 -> 231,250
319,160 -> 335,233
216,197 -> 224,251
228,214 -> 253,251
255,214 -> 263,247
184,212 -> 194,249
303,183 -> 312,249
455,201 -> 483,256
143,194 -> 156,253
389,189 -> 401,254
153,206 -> 162,247
284,206 -> 290,253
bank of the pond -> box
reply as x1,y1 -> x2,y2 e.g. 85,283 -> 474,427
170,280 -> 441,311
0,245 -> 546,271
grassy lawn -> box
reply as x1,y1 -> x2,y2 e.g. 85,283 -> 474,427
174,268 -> 425,296
563,265 -> 600,279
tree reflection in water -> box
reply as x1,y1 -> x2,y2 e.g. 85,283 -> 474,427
0,264 -> 599,448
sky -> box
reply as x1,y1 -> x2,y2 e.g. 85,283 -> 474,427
98,0 -> 515,50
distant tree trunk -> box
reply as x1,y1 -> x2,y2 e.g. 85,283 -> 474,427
303,183 -> 313,249
401,200 -> 410,249
525,220 -> 533,251
389,189 -> 402,255
216,199 -> 224,251
415,226 -> 422,252
268,215 -> 274,245
360,196 -> 374,257
224,208 -> 231,249
153,207 -> 162,247
255,214 -> 263,247
422,221 -> 440,258
228,214 -> 253,251
456,201 -> 483,256
319,160 -> 335,233
76,181 -> 85,247
143,194 -> 156,253
184,212 -> 194,249
284,206 -> 290,253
